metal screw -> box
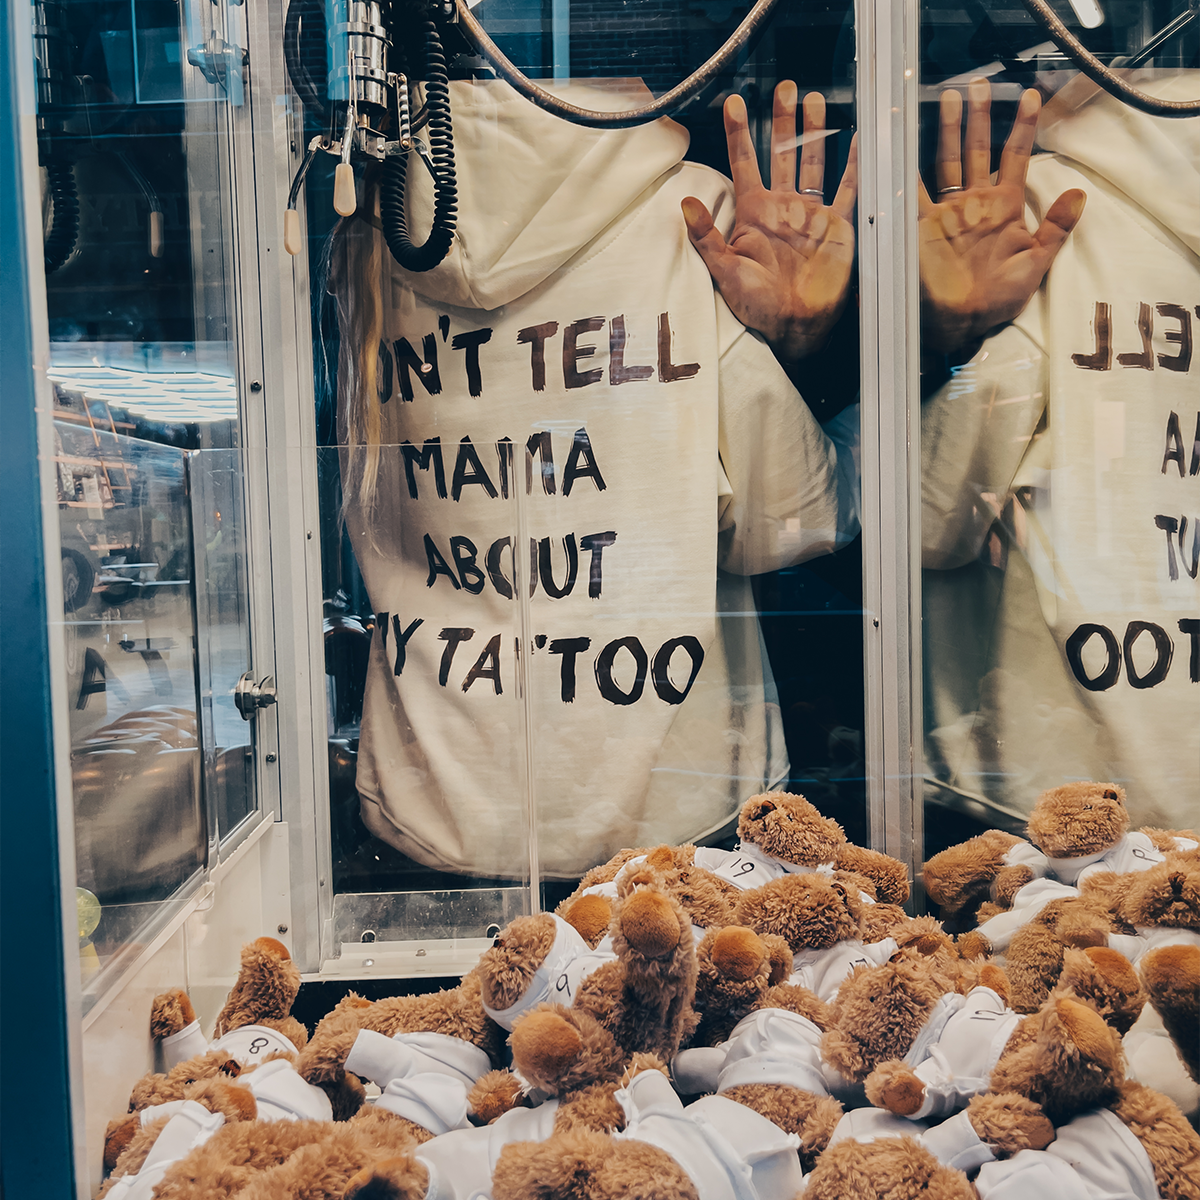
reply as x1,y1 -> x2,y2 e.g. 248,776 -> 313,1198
306,530 -> 313,539
266,752 -> 277,763
277,924 -> 288,934
415,948 -> 427,957
250,380 -> 262,392
873,618 -> 880,628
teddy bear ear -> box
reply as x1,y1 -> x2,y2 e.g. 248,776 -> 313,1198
745,796 -> 777,820
1102,787 -> 1124,804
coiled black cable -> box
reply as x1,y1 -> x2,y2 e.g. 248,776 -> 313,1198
284,0 -> 329,121
43,157 -> 79,274
379,18 -> 457,272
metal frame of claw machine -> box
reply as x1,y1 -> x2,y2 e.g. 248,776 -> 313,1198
0,0 -> 325,1190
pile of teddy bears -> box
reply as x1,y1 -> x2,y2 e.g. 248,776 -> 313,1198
98,782 -> 1200,1199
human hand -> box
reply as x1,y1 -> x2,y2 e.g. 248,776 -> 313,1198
682,82 -> 857,365
920,79 -> 1086,355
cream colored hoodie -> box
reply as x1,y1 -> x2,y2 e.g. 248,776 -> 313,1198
336,79 -> 859,877
922,73 -> 1200,829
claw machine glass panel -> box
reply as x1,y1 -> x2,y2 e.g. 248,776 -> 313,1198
35,0 -> 259,1008
298,0 -> 869,972
916,2 -> 1200,864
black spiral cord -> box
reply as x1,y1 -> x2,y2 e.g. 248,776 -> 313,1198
379,17 -> 457,272
283,0 -> 329,123
43,157 -> 79,274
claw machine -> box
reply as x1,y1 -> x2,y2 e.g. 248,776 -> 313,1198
8,0 -> 1194,1190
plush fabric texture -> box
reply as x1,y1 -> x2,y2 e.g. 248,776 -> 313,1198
212,938 -> 301,1040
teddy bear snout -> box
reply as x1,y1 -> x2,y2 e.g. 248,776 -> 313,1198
711,927 -> 767,981
620,892 -> 682,959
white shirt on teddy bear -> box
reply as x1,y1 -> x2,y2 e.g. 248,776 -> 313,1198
615,1068 -> 807,1200
1049,831 -> 1165,886
901,985 -> 1020,1121
787,938 -> 899,1002
973,1109 -> 1158,1200
104,1101 -> 226,1200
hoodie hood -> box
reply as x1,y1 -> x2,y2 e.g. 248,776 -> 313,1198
1037,70 -> 1200,258
397,77 -> 690,310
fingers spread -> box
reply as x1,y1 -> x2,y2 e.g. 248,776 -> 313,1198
964,77 -> 993,188
724,93 -> 763,196
936,89 -> 964,193
831,133 -> 858,222
771,81 -> 799,191
918,174 -> 935,217
997,89 -> 1039,188
797,91 -> 827,194
1032,188 -> 1086,261
681,196 -> 732,276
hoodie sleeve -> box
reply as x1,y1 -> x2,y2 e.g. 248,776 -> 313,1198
921,245 -> 1051,570
715,295 -> 860,575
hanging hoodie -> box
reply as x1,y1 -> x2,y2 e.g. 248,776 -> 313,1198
922,72 -> 1200,829
335,78 -> 859,878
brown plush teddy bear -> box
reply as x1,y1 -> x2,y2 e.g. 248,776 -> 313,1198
562,792 -> 910,923
808,995 -> 1200,1200
925,782 -> 1194,948
479,863 -> 700,1062
150,937 -> 308,1070
341,1051 -> 810,1200
687,924 -> 794,1047
150,1105 -> 423,1200
862,949 -> 1162,1127
734,872 -> 946,1004
693,792 -> 910,906
103,936 -> 342,1173
298,860 -> 699,1116
994,849 -> 1199,1113
98,1080 -> 259,1199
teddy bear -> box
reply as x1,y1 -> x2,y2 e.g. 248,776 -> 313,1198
690,791 -> 910,906
861,947 -> 1162,1127
732,871 -> 945,1004
924,782 -> 1195,949
687,924 -> 794,1047
297,859 -> 701,1126
340,1049 -> 810,1200
481,863 -> 700,1063
102,936 -> 348,1172
146,1105 -> 424,1200
562,792 -> 911,921
150,936 -> 308,1070
991,849 -> 1200,1114
806,994 -> 1200,1200
98,1080 -> 260,1199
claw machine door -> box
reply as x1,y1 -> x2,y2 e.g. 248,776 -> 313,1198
9,0 -> 304,1188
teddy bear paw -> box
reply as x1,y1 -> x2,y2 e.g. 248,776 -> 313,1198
558,893 -> 613,945
149,988 -> 197,1040
343,1155 -> 430,1200
956,930 -> 993,960
865,1059 -> 927,1116
468,1070 -> 528,1124
710,927 -> 769,982
966,1092 -> 1055,1155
